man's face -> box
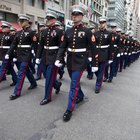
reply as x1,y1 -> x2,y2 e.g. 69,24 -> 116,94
18,19 -> 29,28
46,16 -> 56,26
99,21 -> 106,29
2,27 -> 10,33
39,26 -> 46,31
111,27 -> 116,32
71,12 -> 83,24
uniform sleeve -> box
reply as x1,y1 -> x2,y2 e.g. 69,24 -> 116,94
108,32 -> 114,60
36,30 -> 45,59
56,31 -> 68,61
57,29 -> 64,46
7,34 -> 18,56
86,29 -> 98,67
31,30 -> 38,53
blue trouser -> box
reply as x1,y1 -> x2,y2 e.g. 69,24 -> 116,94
109,58 -> 117,80
95,61 -> 107,90
0,60 -> 17,83
119,55 -> 124,72
36,61 -> 43,79
104,63 -> 109,79
127,54 -> 131,66
44,64 -> 60,100
104,59 -> 116,80
115,57 -> 120,75
67,70 -> 84,112
87,60 -> 93,78
12,62 -> 37,96
124,54 -> 128,69
58,63 -> 65,78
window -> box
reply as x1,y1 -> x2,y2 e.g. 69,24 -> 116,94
105,2 -> 107,8
54,0 -> 60,4
26,0 -> 35,6
32,0 -> 35,6
38,0 -> 45,10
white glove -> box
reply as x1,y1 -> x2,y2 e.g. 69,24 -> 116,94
108,60 -> 113,64
88,57 -> 92,62
124,52 -> 127,55
5,54 -> 9,60
13,58 -> 17,62
121,53 -> 123,56
55,60 -> 63,67
31,50 -> 35,56
92,67 -> 98,72
117,53 -> 120,57
36,58 -> 40,64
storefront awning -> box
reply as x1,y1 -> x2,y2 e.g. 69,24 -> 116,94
9,22 -> 21,31
0,21 -> 21,32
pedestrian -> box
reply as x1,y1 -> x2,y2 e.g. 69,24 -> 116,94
36,11 -> 63,105
55,5 -> 97,121
5,14 -> 37,100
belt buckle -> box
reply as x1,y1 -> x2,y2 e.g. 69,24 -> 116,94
99,46 -> 101,48
72,49 -> 75,52
18,45 -> 21,48
0,46 -> 2,48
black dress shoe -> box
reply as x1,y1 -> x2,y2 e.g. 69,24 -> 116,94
103,78 -> 107,82
10,82 -> 16,86
9,95 -> 20,100
28,84 -> 37,90
40,99 -> 51,105
108,79 -> 112,83
55,82 -> 62,94
76,98 -> 83,104
63,110 -> 72,122
95,89 -> 100,94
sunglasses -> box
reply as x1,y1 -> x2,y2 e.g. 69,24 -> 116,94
99,21 -> 106,24
72,12 -> 83,16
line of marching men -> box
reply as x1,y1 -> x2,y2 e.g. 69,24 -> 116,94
0,5 -> 140,122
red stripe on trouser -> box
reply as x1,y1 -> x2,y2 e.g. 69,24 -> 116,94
71,71 -> 83,111
0,63 -> 8,81
17,64 -> 29,96
49,66 -> 58,100
99,64 -> 106,91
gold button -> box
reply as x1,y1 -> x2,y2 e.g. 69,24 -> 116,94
72,46 -> 75,48
74,32 -> 76,34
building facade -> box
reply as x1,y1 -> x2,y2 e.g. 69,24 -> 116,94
107,0 -> 125,28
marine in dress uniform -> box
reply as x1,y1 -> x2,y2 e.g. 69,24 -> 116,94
86,26 -> 96,80
104,23 -> 120,82
93,17 -> 112,93
55,5 -> 97,121
0,21 -> 17,86
54,21 -> 65,80
123,32 -> 130,69
119,31 -> 125,72
36,11 -> 63,105
35,22 -> 46,81
5,14 -> 37,100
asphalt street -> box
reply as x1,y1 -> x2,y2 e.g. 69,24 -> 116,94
0,60 -> 140,140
